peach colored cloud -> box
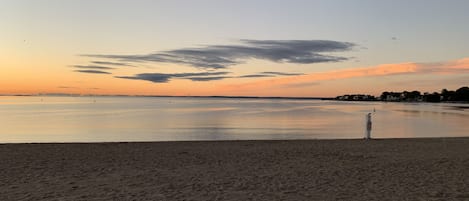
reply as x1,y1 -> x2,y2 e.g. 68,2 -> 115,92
220,57 -> 469,92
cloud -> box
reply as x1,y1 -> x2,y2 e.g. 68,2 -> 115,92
117,74 -> 171,83
91,61 -> 131,66
72,65 -> 115,70
74,70 -> 112,74
239,71 -> 304,78
116,72 -> 231,83
187,76 -> 231,81
238,74 -> 276,78
119,71 -> 303,82
261,72 -> 304,76
220,58 -> 469,91
82,40 -> 356,69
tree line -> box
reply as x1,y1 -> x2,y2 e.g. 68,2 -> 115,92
336,86 -> 469,103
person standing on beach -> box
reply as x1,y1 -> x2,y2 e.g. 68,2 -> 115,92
366,113 -> 372,139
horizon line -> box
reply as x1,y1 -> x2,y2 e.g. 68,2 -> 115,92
0,93 -> 334,100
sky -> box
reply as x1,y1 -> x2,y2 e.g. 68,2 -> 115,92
1,0 -> 469,97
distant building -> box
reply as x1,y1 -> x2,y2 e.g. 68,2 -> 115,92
385,93 -> 402,101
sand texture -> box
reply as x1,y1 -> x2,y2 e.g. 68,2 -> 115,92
1,138 -> 469,200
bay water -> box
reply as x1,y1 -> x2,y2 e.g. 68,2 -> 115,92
0,96 -> 468,143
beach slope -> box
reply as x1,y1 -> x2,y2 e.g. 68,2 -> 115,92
1,138 -> 469,200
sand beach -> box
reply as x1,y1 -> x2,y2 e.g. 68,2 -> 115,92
1,138 -> 469,200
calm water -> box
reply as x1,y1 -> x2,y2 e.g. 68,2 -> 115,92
0,96 -> 468,143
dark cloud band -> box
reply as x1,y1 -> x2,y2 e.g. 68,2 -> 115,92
238,74 -> 275,78
91,61 -> 131,66
116,72 -> 231,83
117,70 -> 306,83
83,39 -> 355,69
239,71 -> 304,78
261,72 -> 304,76
72,65 -> 115,70
74,70 -> 112,74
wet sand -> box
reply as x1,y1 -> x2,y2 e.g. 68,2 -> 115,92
1,138 -> 469,200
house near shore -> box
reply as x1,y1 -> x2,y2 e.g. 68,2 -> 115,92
378,92 -> 403,101
385,93 -> 402,101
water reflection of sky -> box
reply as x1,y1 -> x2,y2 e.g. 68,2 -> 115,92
0,96 -> 468,143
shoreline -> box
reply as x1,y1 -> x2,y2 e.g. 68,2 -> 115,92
2,136 -> 469,145
1,137 -> 469,200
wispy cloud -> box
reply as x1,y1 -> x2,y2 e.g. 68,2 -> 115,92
74,70 -> 112,74
238,74 -> 276,78
91,61 -> 131,66
116,72 -> 231,83
261,72 -> 304,76
82,40 -> 356,70
187,76 -> 231,81
72,65 -> 115,70
221,58 -> 469,91
239,71 -> 303,78
118,71 -> 304,83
